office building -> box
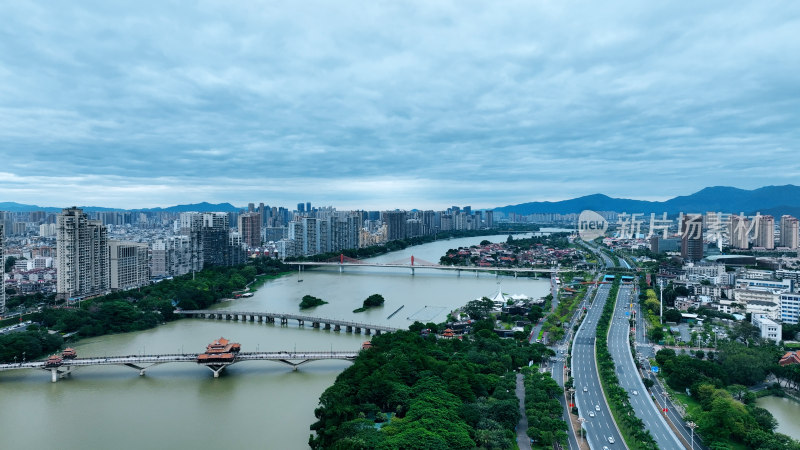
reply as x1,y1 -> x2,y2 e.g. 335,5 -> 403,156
779,293 -> 800,324
754,215 -> 775,249
109,240 -> 149,291
56,208 -> 109,299
238,213 -> 262,248
780,215 -> 799,249
680,214 -> 704,261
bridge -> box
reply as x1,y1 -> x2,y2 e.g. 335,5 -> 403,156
0,351 -> 359,382
175,310 -> 400,335
291,254 -> 566,277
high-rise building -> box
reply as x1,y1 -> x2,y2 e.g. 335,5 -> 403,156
151,236 -> 193,278
485,210 -> 494,229
755,215 -> 775,249
238,213 -> 262,248
0,223 -> 5,314
680,214 -> 704,261
201,213 -> 231,267
730,215 -> 751,249
780,215 -> 799,249
56,208 -> 109,299
109,240 -> 149,291
297,203 -> 305,213
384,211 -> 407,241
306,202 -> 312,213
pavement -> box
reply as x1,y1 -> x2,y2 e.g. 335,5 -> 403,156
516,373 -> 533,450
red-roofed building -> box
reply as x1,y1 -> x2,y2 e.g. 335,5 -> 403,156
779,351 -> 800,366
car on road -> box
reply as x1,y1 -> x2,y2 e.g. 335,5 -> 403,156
632,390 -> 638,395
583,386 -> 588,392
595,404 -> 600,411
608,436 -> 615,444
588,411 -> 595,417
603,447 -> 610,450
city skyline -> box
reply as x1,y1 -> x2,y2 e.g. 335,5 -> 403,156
2,2 -> 799,209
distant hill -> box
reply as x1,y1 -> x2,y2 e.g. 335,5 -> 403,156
142,202 -> 239,213
494,185 -> 800,216
0,201 -> 241,213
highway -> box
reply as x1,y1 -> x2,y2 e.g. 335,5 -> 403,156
571,283 -> 625,449
608,284 -> 682,449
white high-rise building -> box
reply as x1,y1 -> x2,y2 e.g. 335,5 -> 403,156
780,215 -> 799,249
754,215 -> 775,249
109,240 -> 149,291
729,215 -> 751,249
56,208 -> 109,299
151,236 -> 193,278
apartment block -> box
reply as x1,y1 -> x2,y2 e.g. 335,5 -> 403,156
56,208 -> 109,299
109,240 -> 149,291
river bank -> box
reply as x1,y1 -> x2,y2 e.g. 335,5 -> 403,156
756,395 -> 800,440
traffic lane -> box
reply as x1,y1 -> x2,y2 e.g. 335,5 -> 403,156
570,286 -> 622,448
610,286 -> 682,449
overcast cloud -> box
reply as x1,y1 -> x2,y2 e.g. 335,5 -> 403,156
1,1 -> 798,210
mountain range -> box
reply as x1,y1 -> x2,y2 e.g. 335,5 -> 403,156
3,185 -> 800,216
494,185 -> 800,217
0,201 -> 239,213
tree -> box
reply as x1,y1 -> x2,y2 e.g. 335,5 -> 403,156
664,309 -> 683,323
4,255 -> 17,273
463,298 -> 494,320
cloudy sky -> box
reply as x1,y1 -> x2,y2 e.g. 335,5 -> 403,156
1,1 -> 798,210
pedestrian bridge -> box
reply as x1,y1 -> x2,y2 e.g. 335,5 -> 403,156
0,350 -> 359,382
175,310 -> 400,335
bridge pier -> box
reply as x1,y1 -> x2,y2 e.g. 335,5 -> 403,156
365,328 -> 371,335
346,325 -> 352,333
298,319 -> 304,327
339,265 -> 343,273
375,330 -> 382,335
324,323 -> 331,330
203,364 -> 228,378
312,322 -> 320,328
51,368 -> 58,383
355,327 -> 361,334
334,324 -> 341,332
411,267 -> 415,276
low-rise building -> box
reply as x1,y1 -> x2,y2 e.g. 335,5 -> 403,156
752,314 -> 781,342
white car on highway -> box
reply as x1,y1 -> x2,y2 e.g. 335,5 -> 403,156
595,404 -> 600,411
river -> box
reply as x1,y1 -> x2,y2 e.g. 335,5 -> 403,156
756,395 -> 800,440
0,231 -> 560,450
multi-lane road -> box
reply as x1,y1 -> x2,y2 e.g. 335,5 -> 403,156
571,283 -> 624,449
609,284 -> 683,449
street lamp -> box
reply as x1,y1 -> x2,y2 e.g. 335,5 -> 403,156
687,421 -> 697,450
577,417 -> 587,443
568,388 -> 576,410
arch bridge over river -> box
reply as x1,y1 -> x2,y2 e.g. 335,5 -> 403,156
0,350 -> 358,382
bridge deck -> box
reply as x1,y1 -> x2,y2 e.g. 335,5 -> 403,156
292,261 -> 565,273
0,351 -> 358,373
176,310 -> 400,332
